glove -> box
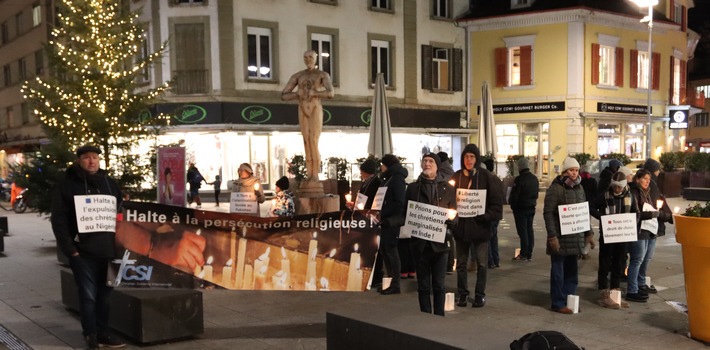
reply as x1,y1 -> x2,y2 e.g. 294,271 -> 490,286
585,234 -> 596,250
547,236 -> 560,253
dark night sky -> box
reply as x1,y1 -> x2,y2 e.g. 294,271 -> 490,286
688,0 -> 710,78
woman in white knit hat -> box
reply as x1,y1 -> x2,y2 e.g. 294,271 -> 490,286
543,157 -> 595,314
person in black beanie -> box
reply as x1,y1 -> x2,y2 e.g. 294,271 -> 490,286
437,151 -> 454,181
377,154 -> 408,294
347,159 -> 381,210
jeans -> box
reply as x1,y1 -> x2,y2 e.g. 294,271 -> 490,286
550,254 -> 578,310
597,240 -> 626,290
488,220 -> 500,266
69,255 -> 113,337
380,242 -> 401,289
413,244 -> 448,316
513,209 -> 535,259
456,239 -> 488,298
627,238 -> 656,293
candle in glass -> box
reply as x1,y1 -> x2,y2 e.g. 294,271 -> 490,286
254,183 -> 260,191
345,193 -> 352,203
305,232 -> 318,286
222,259 -> 233,288
235,228 -> 247,289
656,199 -> 664,210
202,256 -> 214,281
281,247 -> 291,288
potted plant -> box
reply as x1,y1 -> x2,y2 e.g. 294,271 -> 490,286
658,152 -> 682,197
600,152 -> 631,165
674,202 -> 710,343
570,152 -> 593,167
684,152 -> 710,188
287,154 -> 307,193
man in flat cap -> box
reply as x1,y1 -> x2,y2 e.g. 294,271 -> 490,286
51,145 -> 125,349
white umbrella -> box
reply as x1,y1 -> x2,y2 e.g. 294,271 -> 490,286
368,73 -> 393,158
478,81 -> 497,158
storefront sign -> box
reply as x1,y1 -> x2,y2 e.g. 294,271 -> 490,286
669,109 -> 689,129
597,102 -> 651,115
241,105 -> 272,124
401,201 -> 448,243
484,101 -> 565,114
557,202 -> 590,235
600,213 -> 638,243
455,189 -> 487,217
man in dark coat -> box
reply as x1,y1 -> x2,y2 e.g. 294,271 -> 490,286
544,157 -> 595,314
377,154 -> 408,295
451,144 -> 504,308
597,159 -> 621,195
509,157 -> 539,261
51,145 -> 125,349
406,153 -> 457,316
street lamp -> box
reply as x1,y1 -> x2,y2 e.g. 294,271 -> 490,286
629,0 -> 658,159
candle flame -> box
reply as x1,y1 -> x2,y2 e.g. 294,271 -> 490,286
206,256 -> 213,265
320,277 -> 329,288
674,206 -> 680,214
354,243 -> 359,253
281,246 -> 287,258
259,248 -> 270,261
656,199 -> 664,209
225,259 -> 233,266
329,248 -> 336,258
254,183 -> 260,190
357,203 -> 364,210
345,193 -> 352,202
196,229 -> 201,236
448,179 -> 455,186
313,231 -> 318,239
447,209 -> 457,220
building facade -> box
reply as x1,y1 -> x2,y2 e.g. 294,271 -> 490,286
459,0 -> 700,180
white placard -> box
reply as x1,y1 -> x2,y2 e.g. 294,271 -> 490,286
400,200 -> 448,243
73,195 -> 117,233
371,187 -> 387,210
600,213 -> 638,243
640,202 -> 659,234
456,189 -> 487,217
230,192 -> 258,214
557,202 -> 590,235
355,193 -> 368,210
566,295 -> 579,314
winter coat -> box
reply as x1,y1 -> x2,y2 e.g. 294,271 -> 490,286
51,164 -> 123,259
630,183 -> 673,239
451,144 -> 504,243
649,173 -> 673,237
438,161 -> 455,181
358,174 -> 382,210
543,175 -> 591,256
378,162 -> 408,246
232,175 -> 266,203
270,190 -> 295,218
596,166 -> 615,196
509,168 -> 539,211
186,166 -> 204,191
406,173 -> 457,254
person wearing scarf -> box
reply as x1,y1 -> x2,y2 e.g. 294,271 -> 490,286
543,157 -> 595,314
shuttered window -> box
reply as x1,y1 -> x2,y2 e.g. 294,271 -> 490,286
421,45 -> 463,92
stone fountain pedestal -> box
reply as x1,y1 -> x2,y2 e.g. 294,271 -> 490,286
295,179 -> 339,215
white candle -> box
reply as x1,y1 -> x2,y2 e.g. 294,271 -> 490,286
229,227 -> 236,278
222,259 -> 233,288
202,256 -> 214,281
321,249 -> 336,283
320,277 -> 330,291
193,229 -> 203,276
253,247 -> 270,288
272,270 -> 287,290
254,265 -> 267,289
305,232 -> 318,286
345,193 -> 352,203
243,264 -> 254,289
445,292 -> 455,311
281,247 -> 291,288
305,277 -> 317,291
346,244 -> 362,291
235,229 -> 247,289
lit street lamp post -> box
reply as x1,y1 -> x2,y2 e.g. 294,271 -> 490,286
630,0 -> 657,159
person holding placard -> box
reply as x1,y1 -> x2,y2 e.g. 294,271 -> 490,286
269,176 -> 295,218
377,154 -> 408,295
596,159 -> 621,196
231,163 -> 266,215
543,157 -> 595,314
590,171 -> 643,309
51,145 -> 125,349
509,157 -> 539,262
346,159 -> 381,211
405,153 -> 457,316
450,144 -> 503,308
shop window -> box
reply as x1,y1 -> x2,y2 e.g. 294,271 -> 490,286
35,50 -> 43,75
496,35 -> 535,88
511,0 -> 533,9
369,37 -> 393,87
630,48 -> 660,90
696,113 -> 709,127
592,41 -> 623,87
598,123 -> 621,155
32,4 -> 41,27
173,22 -> 208,94
421,45 -> 463,92
624,124 -> 645,160
3,64 -> 10,87
369,0 -> 392,12
431,0 -> 451,19
311,32 -> 335,84
247,26 -> 273,80
669,55 -> 686,105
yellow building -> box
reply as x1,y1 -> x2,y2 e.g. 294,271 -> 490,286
459,0 -> 699,180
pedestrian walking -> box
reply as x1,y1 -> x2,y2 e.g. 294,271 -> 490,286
509,157 -> 539,261
209,175 -> 222,206
186,162 -> 206,208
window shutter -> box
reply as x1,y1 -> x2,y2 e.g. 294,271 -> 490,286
452,48 -> 463,92
614,47 -> 624,87
421,45 -> 432,90
591,43 -> 600,85
520,45 -> 532,86
669,56 -> 675,102
495,47 -> 507,87
680,59 -> 687,104
681,6 -> 687,31
630,49 -> 638,89
669,0 -> 675,22
652,52 -> 661,90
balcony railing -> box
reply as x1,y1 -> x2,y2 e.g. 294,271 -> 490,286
687,90 -> 706,109
173,69 -> 208,94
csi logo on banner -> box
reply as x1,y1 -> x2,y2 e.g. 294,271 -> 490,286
111,250 -> 153,285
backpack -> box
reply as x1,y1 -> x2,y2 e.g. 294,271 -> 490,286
510,331 -> 584,350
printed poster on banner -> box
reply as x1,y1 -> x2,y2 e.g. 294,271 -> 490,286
109,202 -> 380,291
371,187 -> 387,210
600,213 -> 638,243
557,202 -> 590,235
354,193 -> 368,210
73,195 -> 117,233
157,147 -> 186,206
400,201 -> 448,243
230,192 -> 259,215
640,202 -> 659,234
456,189 -> 487,217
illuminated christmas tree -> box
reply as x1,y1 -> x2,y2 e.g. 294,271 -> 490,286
17,0 -> 170,211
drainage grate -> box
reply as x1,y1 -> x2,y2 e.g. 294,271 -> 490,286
0,324 -> 32,350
